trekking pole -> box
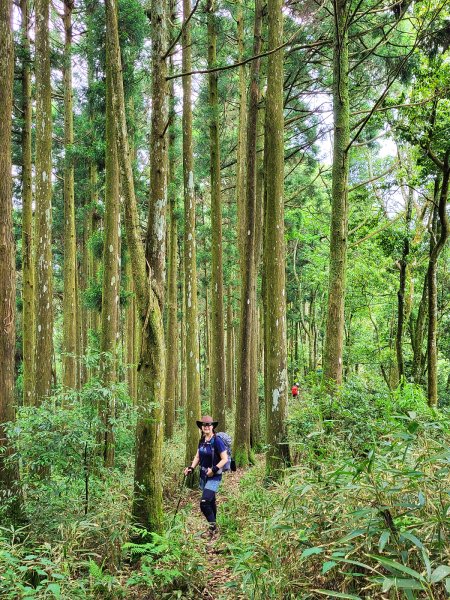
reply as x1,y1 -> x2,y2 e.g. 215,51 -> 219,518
172,472 -> 187,526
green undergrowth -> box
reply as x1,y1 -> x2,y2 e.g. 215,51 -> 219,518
1,381 -> 449,599
219,382 -> 450,599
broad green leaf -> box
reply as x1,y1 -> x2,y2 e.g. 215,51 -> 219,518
301,546 -> 323,559
368,555 -> 426,582
322,561 -> 338,574
46,583 -> 61,598
336,529 -> 366,544
381,577 -> 424,592
400,532 -> 423,549
313,590 -> 361,599
378,530 -> 390,552
430,565 -> 450,583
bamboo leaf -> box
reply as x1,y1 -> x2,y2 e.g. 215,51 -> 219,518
430,565 -> 450,583
378,530 -> 390,552
368,555 -> 426,582
313,590 -> 361,599
381,577 -> 424,592
322,561 -> 338,574
301,546 -> 323,559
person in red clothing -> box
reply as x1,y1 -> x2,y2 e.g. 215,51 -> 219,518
291,383 -> 299,398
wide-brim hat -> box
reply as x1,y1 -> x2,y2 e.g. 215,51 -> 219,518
196,415 -> 219,429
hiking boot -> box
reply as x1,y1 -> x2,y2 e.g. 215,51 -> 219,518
199,524 -> 218,540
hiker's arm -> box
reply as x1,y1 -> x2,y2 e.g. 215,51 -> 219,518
184,451 -> 200,475
207,450 -> 228,476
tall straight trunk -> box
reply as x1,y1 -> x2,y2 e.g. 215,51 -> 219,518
263,0 -> 290,476
226,287 -> 234,410
236,0 -> 247,259
21,0 -> 34,405
100,30 -> 121,465
395,191 -> 412,382
34,0 -> 54,404
0,0 -> 22,520
62,0 -> 78,390
427,167 -> 449,406
105,0 -> 166,531
207,0 -> 226,430
164,39 -> 178,438
183,0 -> 201,483
250,72 -> 265,449
125,255 -> 137,401
411,275 -> 428,383
180,244 -> 187,412
323,0 -> 349,387
235,0 -> 263,465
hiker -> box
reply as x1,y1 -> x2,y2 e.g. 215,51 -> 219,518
291,383 -> 299,398
184,415 -> 228,540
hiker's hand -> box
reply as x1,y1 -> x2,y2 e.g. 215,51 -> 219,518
206,468 -> 214,477
184,466 -> 194,476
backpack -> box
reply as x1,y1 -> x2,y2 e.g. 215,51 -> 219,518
212,432 -> 236,472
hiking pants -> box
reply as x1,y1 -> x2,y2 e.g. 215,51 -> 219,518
199,477 -> 220,524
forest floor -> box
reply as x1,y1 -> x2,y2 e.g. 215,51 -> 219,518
172,464 -> 251,600
127,463 -> 254,600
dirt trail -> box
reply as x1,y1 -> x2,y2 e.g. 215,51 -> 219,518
177,466 -> 250,600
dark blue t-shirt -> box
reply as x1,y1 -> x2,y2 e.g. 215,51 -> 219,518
198,435 -> 227,481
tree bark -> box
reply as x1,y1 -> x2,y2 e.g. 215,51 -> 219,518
34,0 -> 54,404
165,29 -> 178,438
62,0 -> 78,391
0,0 -> 22,520
182,0 -> 201,485
235,0 -> 263,465
100,17 -> 121,465
263,0 -> 290,476
427,166 -> 449,406
323,0 -> 349,387
21,0 -> 34,405
396,191 -> 412,382
207,0 -> 226,431
105,0 -> 166,531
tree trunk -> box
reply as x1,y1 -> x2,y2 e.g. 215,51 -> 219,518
182,0 -> 201,485
427,167 -> 449,406
34,0 -> 54,404
100,23 -> 121,465
235,0 -> 263,465
62,0 -> 78,391
396,191 -> 412,382
207,0 -> 226,431
164,39 -> 178,438
21,0 -> 34,406
125,255 -> 137,402
411,274 -> 428,383
105,0 -> 166,532
323,0 -> 349,387
0,0 -> 22,520
226,287 -> 234,410
263,0 -> 290,476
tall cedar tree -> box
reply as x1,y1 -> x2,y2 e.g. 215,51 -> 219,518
234,0 -> 263,465
21,0 -> 34,405
263,0 -> 290,476
62,0 -> 78,390
323,0 -> 349,387
207,0 -> 226,430
34,0 -> 54,404
100,10 -> 121,465
105,0 -> 167,531
183,0 -> 201,485
164,0 -> 178,438
0,0 -> 22,520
